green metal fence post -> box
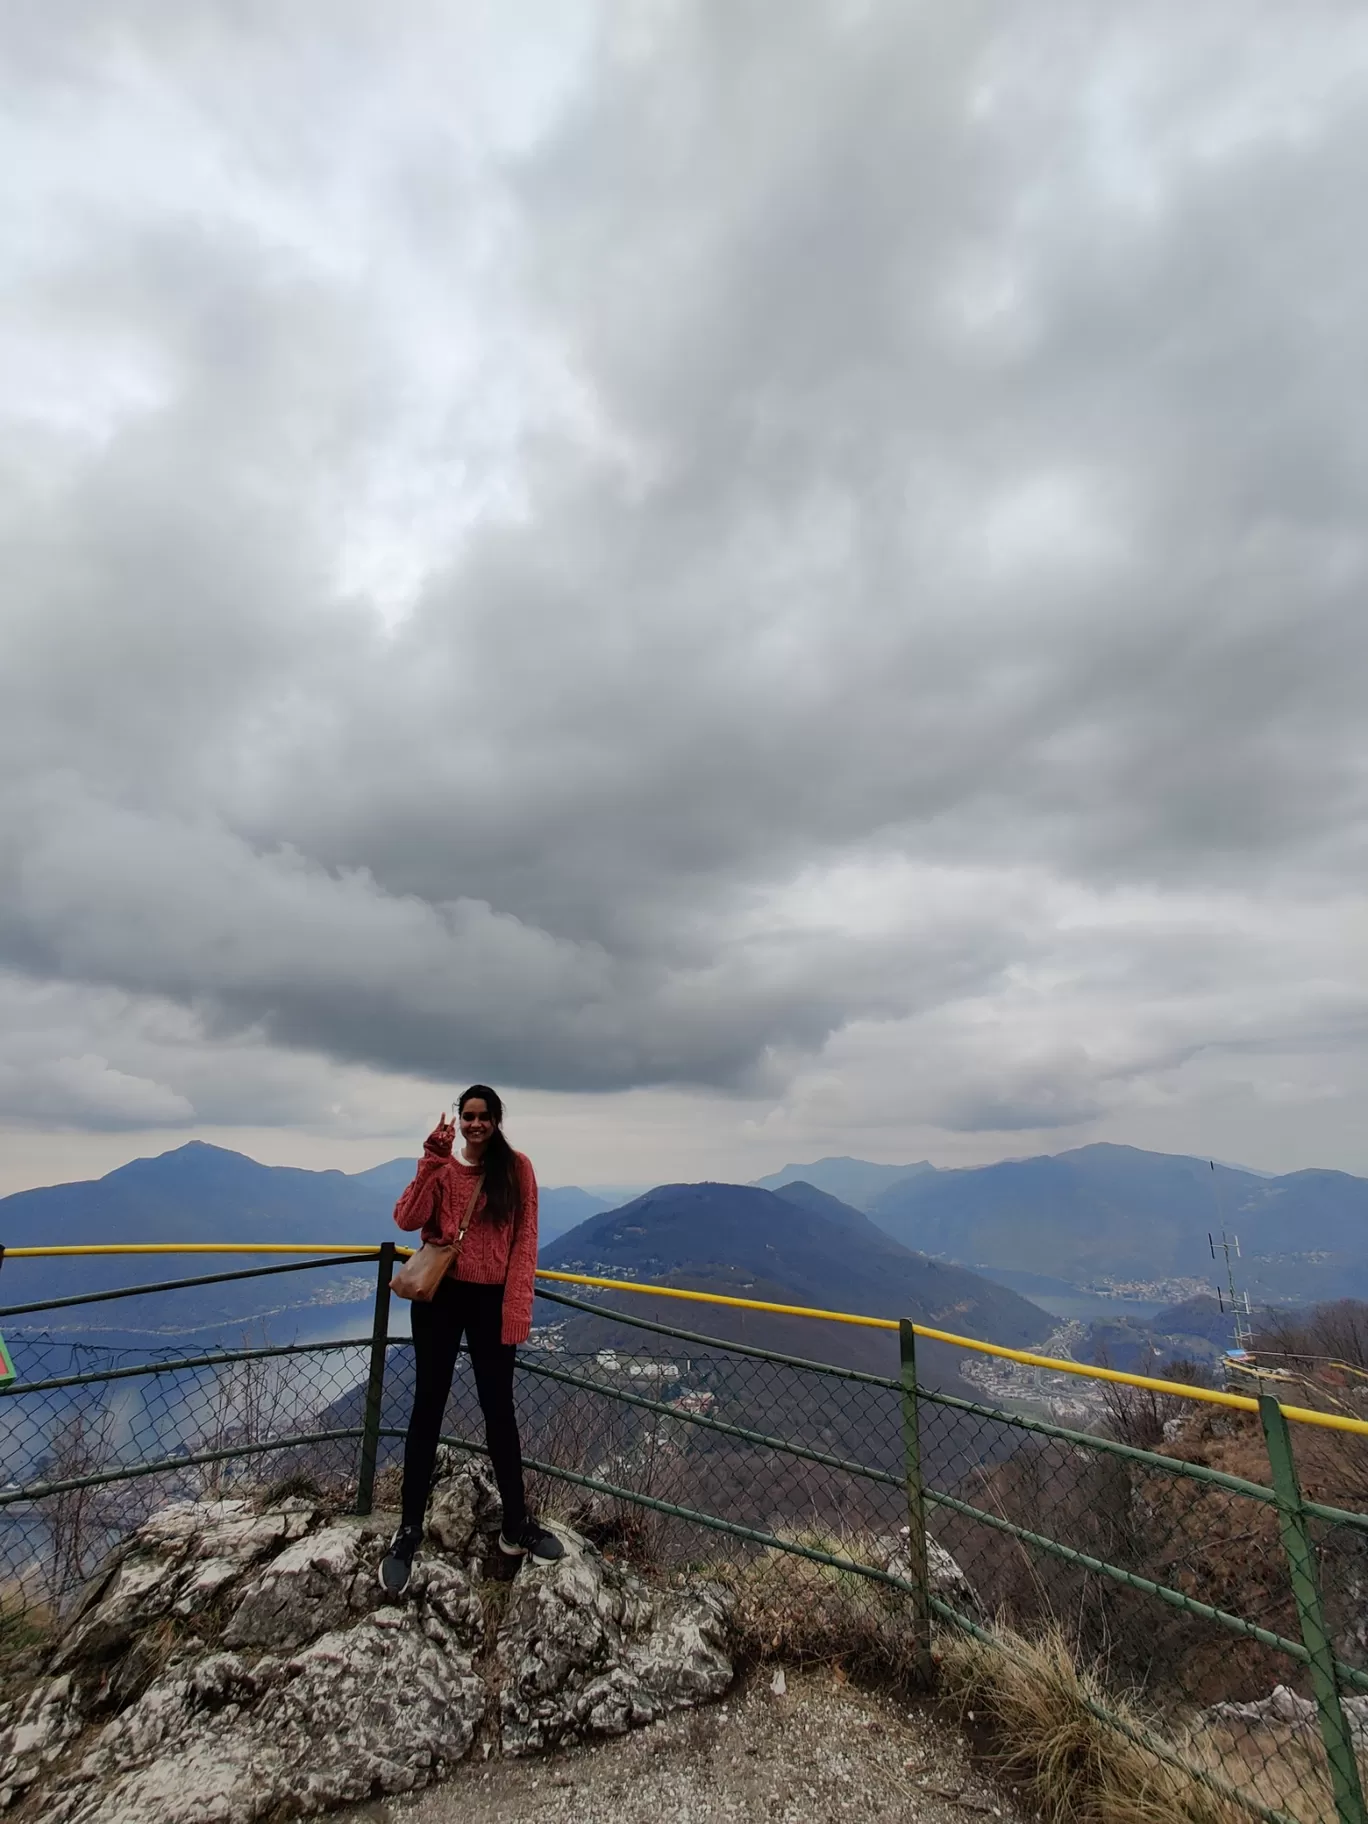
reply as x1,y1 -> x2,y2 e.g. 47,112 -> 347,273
1260,1394 -> 1367,1824
899,1319 -> 935,1685
355,1244 -> 395,1516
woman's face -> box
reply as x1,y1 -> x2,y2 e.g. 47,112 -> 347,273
459,1098 -> 495,1148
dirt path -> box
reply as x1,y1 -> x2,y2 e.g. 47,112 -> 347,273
347,1666 -> 1032,1824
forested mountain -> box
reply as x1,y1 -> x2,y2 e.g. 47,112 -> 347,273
539,1180 -> 1053,1383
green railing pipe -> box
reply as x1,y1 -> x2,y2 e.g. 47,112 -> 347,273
0,1430 -> 363,1506
924,1482 -> 1320,1674
519,1354 -> 902,1489
534,1285 -> 902,1386
0,1252 -> 379,1321
390,1430 -> 925,1596
1260,1394 -> 1368,1824
0,1336 -> 386,1400
355,1243 -> 394,1515
899,1320 -> 934,1683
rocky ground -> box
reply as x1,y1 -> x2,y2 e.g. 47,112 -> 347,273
0,1458 -> 733,1823
3,1455 -> 1029,1824
352,1663 -> 1033,1824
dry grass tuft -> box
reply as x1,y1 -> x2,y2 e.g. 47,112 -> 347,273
255,1469 -> 328,1510
0,1589 -> 53,1670
369,1463 -> 405,1513
522,1482 -> 589,1533
712,1528 -> 928,1686
938,1622 -> 1338,1824
939,1625 -> 1234,1823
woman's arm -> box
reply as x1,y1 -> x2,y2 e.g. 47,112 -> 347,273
392,1116 -> 457,1235
392,1166 -> 437,1233
500,1154 -> 540,1346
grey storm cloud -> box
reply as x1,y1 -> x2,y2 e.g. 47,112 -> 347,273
1,2 -> 1366,1137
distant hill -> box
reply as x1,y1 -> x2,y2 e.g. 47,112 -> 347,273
536,1186 -> 616,1244
0,1143 -> 392,1338
304,1158 -> 611,1242
539,1180 -> 1053,1384
1145,1295 -> 1245,1350
769,1180 -> 874,1231
341,1165 -> 611,1243
1079,1296 -> 1240,1375
867,1143 -> 1368,1306
751,1156 -> 934,1211
3,1141 -> 389,1244
345,1157 -> 416,1197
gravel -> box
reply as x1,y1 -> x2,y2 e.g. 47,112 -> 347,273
347,1665 -> 1033,1824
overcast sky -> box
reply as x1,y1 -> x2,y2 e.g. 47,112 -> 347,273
2,3 -> 1366,1196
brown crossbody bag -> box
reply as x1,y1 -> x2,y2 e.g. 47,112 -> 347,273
390,1172 -> 485,1303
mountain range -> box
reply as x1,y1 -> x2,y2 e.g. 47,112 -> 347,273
751,1156 -> 934,1208
7,1136 -> 1368,1352
0,1143 -> 1053,1384
857,1143 -> 1368,1306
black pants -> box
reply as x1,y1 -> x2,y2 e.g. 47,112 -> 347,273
401,1278 -> 527,1533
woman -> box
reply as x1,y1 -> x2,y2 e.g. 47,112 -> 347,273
380,1084 -> 563,1595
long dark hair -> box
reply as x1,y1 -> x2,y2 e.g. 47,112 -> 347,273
458,1084 -> 521,1228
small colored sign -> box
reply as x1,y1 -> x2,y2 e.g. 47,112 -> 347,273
0,1330 -> 14,1385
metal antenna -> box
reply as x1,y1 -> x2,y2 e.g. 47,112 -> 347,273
1210,1162 -> 1252,1352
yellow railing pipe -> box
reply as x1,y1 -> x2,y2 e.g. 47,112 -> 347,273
534,1269 -> 1368,1437
5,1243 -> 1368,1439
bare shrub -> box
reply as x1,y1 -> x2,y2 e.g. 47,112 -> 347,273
519,1383 -> 701,1561
370,1461 -> 405,1513
1255,1301 -> 1368,1376
1158,1358 -> 1216,1389
1097,1353 -> 1211,1451
519,1384 -> 609,1524
0,1590 -> 52,1665
600,1406 -> 700,1564
1242,1305 -> 1368,1512
927,1418 -> 1307,1709
190,1332 -> 298,1496
37,1408 -> 114,1605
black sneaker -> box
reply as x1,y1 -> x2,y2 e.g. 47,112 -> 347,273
498,1517 -> 565,1563
378,1523 -> 422,1596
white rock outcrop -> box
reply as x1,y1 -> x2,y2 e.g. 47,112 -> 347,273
0,1461 -> 735,1823
880,1527 -> 978,1611
497,1536 -> 734,1756
1207,1682 -> 1368,1746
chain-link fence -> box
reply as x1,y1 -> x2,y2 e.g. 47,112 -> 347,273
0,1253 -> 388,1634
4,1251 -> 1368,1822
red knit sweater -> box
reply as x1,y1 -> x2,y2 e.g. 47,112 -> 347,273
392,1125 -> 539,1346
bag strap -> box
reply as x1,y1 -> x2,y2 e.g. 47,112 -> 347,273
451,1172 -> 485,1261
